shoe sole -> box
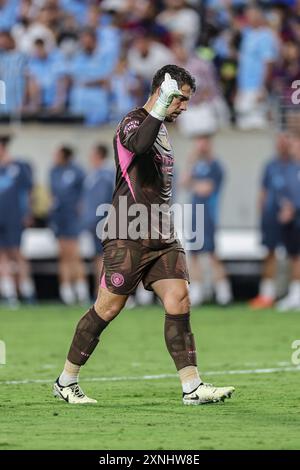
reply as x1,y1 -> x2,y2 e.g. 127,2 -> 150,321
183,391 -> 234,406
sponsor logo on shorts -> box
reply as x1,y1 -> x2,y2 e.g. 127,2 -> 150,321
111,272 -> 125,287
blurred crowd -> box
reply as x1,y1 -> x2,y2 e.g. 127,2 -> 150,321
0,0 -> 300,130
1,129 -> 300,311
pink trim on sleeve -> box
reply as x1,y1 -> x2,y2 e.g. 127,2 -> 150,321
116,135 -> 136,202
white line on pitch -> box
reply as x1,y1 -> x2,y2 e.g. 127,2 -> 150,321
1,365 -> 300,386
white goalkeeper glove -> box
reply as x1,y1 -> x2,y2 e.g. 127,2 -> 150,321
150,73 -> 183,121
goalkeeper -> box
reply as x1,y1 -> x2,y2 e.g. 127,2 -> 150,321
53,65 -> 235,405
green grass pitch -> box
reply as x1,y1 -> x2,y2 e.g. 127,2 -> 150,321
0,304 -> 300,450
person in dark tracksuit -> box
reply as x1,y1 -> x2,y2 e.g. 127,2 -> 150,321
250,132 -> 291,309
183,135 -> 232,306
81,144 -> 114,294
276,134 -> 300,312
49,145 -> 89,305
14,160 -> 37,303
0,135 -> 35,307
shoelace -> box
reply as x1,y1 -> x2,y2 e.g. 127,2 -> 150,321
70,384 -> 85,398
184,382 -> 214,397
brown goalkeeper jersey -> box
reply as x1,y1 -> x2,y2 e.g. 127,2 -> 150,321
103,107 -> 177,247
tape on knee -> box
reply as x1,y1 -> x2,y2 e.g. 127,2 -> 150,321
67,306 -> 109,366
164,313 -> 197,371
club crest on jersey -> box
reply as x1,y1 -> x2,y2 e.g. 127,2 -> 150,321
111,272 -> 125,287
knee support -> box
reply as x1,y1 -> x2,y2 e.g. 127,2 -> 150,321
67,306 -> 109,366
164,313 -> 197,371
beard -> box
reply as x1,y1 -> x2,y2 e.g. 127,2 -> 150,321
165,113 -> 180,122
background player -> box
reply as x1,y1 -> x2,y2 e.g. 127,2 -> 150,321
81,144 -> 114,296
182,135 -> 232,307
53,65 -> 235,406
276,133 -> 300,312
250,132 -> 291,309
49,145 -> 89,305
0,134 -> 36,307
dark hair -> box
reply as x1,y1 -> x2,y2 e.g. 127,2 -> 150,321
57,32 -> 78,46
80,27 -> 97,40
34,38 -> 45,47
95,144 -> 108,159
0,30 -> 12,39
0,134 -> 12,147
150,64 -> 196,95
59,145 -> 74,162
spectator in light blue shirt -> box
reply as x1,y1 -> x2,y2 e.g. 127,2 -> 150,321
238,25 -> 278,91
0,0 -> 19,32
235,6 -> 279,129
69,28 -> 117,125
55,33 -> 79,74
109,56 -> 142,123
60,0 -> 89,26
85,3 -> 122,65
0,31 -> 27,115
27,38 -> 63,111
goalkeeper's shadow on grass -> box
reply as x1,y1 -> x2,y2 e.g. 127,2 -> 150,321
51,400 -> 176,410
51,402 -> 235,411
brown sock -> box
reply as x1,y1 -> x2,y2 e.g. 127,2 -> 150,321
67,306 -> 109,366
164,313 -> 197,371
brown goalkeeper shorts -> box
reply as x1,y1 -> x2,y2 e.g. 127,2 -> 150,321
100,239 -> 189,295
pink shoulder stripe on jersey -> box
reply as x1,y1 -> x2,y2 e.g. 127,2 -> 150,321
100,273 -> 107,289
116,134 -> 136,202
